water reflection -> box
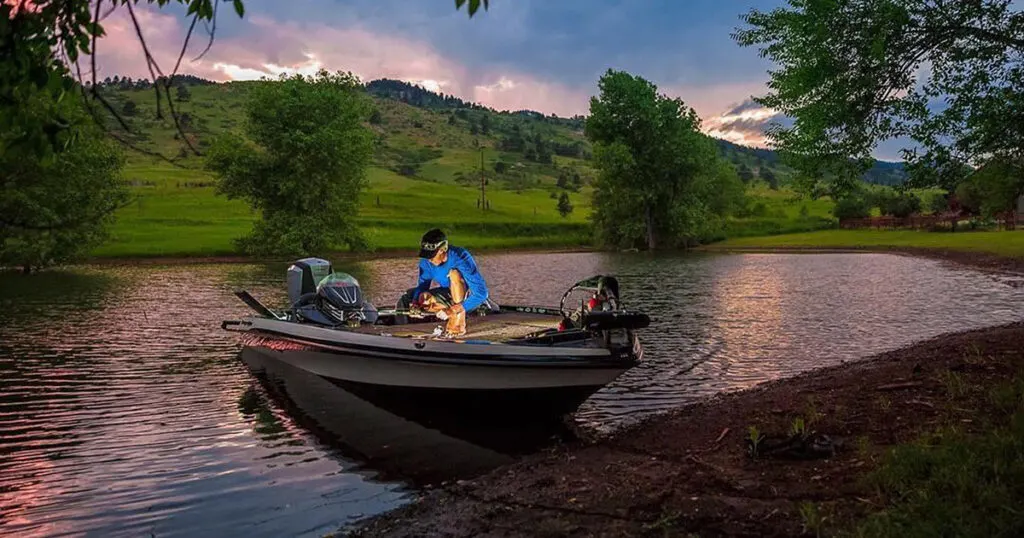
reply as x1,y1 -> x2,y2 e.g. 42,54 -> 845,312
2,252 -> 1023,536
240,348 -> 576,486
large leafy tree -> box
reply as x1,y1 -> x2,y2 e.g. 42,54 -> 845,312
734,0 -> 1024,195
1,90 -> 128,273
585,69 -> 742,249
206,70 -> 374,256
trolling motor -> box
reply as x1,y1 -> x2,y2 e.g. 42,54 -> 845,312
557,275 -> 648,332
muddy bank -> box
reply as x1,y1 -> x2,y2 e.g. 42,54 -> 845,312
704,245 -> 1024,276
347,322 -> 1024,537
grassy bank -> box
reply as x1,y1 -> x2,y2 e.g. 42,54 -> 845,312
707,229 -> 1024,259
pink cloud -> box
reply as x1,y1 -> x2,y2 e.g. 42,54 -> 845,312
88,7 -> 769,142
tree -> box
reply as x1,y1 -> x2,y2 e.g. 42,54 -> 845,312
737,163 -> 754,183
585,69 -> 739,249
494,161 -> 508,174
479,113 -> 491,135
122,99 -> 137,117
1,92 -> 128,273
536,140 -> 553,164
875,189 -> 922,218
760,168 -> 779,190
734,1 -> 1024,195
557,192 -> 574,218
206,70 -> 373,256
958,160 -> 1024,217
924,191 -> 950,214
369,109 -> 383,125
175,85 -> 191,102
832,194 -> 873,221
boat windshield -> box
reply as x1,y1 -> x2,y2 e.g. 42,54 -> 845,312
317,272 -> 360,289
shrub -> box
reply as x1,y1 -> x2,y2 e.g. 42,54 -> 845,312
833,194 -> 872,220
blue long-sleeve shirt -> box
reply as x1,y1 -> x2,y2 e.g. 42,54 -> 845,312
412,246 -> 489,311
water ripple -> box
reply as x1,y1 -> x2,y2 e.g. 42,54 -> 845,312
2,252 -> 1023,535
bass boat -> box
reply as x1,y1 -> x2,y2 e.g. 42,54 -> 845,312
223,258 -> 649,415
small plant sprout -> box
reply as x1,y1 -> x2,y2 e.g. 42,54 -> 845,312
747,426 -> 764,458
799,502 -> 827,537
877,396 -> 892,411
790,417 -> 807,438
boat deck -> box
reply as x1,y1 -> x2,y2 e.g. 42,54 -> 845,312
353,311 -> 562,341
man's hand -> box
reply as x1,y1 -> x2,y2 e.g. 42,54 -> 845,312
443,303 -> 465,319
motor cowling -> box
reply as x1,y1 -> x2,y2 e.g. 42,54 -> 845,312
287,257 -> 333,305
315,273 -> 378,326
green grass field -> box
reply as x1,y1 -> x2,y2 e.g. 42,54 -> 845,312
724,184 -> 837,238
708,229 -> 1024,259
96,161 -> 593,257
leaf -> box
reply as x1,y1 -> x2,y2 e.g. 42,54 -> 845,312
455,0 -> 487,17
233,0 -> 245,18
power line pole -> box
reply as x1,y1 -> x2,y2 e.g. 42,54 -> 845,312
479,145 -> 486,211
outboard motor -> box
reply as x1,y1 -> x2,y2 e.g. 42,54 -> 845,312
305,273 -> 379,326
287,257 -> 333,305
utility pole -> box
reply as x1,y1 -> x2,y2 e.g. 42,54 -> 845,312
479,145 -> 486,211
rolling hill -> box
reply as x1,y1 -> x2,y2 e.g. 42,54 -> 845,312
86,75 -> 875,257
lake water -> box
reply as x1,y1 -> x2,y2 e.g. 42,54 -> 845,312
2,252 -> 1023,537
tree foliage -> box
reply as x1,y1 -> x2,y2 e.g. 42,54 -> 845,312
734,0 -> 1024,195
832,192 -> 873,221
585,69 -> 742,249
206,70 -> 373,256
737,163 -> 754,183
873,188 -> 922,218
1,91 -> 127,272
956,160 -> 1024,217
556,191 -> 573,218
0,0 -> 245,163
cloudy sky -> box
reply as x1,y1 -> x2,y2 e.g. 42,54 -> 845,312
90,0 -> 907,159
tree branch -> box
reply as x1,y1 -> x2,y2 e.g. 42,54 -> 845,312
933,24 -> 1024,50
124,0 -> 201,156
172,13 -> 201,79
194,0 -> 220,61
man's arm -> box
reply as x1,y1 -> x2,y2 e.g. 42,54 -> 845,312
452,248 -> 488,311
411,260 -> 432,302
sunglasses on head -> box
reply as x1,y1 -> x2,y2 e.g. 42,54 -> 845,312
422,240 -> 448,251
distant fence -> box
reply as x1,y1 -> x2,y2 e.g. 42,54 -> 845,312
839,212 -> 1020,230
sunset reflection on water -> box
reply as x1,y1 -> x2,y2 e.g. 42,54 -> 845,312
2,252 -> 1023,536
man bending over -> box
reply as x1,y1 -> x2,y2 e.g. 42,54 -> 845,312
407,228 -> 490,337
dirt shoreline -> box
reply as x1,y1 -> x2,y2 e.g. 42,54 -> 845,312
346,321 -> 1024,537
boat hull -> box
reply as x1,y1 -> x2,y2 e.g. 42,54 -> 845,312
233,317 -> 640,416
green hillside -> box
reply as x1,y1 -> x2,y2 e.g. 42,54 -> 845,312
88,76 -> 842,257
95,78 -> 599,256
